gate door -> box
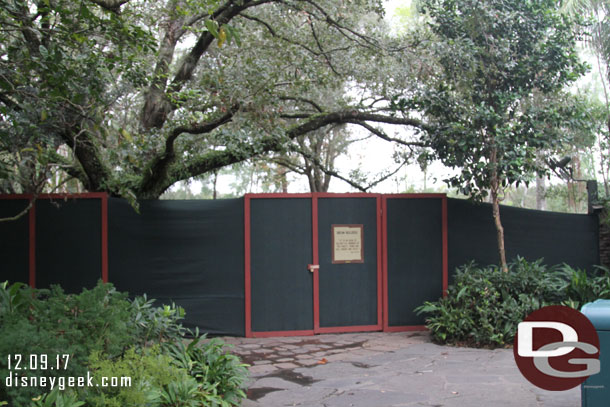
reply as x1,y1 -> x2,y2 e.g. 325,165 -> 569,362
315,194 -> 382,333
245,193 -> 382,337
246,195 -> 314,337
383,194 -> 448,331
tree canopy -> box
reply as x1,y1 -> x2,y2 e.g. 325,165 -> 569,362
0,0 -> 429,200
396,0 -> 589,270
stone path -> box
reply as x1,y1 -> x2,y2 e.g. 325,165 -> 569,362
218,331 -> 581,407
221,331 -> 426,376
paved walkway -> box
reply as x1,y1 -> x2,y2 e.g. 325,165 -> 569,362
219,332 -> 581,407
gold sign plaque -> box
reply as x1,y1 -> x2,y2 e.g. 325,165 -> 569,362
331,224 -> 364,264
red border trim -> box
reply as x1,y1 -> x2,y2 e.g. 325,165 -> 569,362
251,330 -> 314,338
244,195 -> 252,338
384,325 -> 428,333
316,324 -> 380,334
382,194 -> 448,331
244,193 -> 312,199
315,192 -> 381,198
312,194 -> 320,332
0,192 -> 108,200
376,195 -> 383,329
383,193 -> 446,199
382,197 -> 389,330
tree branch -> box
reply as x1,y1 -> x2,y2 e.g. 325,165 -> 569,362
48,151 -> 90,188
240,13 -> 321,56
278,96 -> 323,112
151,109 -> 430,196
0,198 -> 35,223
137,105 -> 240,198
308,19 -> 341,75
353,121 -> 426,147
87,0 -> 130,12
141,0 -> 275,129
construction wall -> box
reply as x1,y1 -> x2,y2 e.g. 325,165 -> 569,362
0,194 -> 600,336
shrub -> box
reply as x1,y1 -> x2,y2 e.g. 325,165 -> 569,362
130,295 -> 188,347
557,265 -> 610,309
0,281 -> 249,407
166,335 -> 249,406
0,282 -> 137,405
415,258 -> 610,348
83,347 -> 192,407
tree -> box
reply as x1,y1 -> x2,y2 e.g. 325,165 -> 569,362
0,0 -> 428,201
405,0 -> 588,271
564,0 -> 610,195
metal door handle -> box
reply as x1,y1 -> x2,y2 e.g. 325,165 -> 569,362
308,264 -> 319,273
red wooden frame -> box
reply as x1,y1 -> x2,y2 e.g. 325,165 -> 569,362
381,194 -> 448,332
0,193 -> 109,287
244,192 -> 385,337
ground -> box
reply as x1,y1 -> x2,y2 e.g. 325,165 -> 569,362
219,332 -> 580,407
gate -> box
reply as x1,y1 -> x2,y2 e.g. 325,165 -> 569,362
244,193 -> 447,337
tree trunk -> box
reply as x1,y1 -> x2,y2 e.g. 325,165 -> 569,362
490,147 -> 508,272
536,152 -> 546,210
491,187 -> 508,272
536,175 -> 545,210
276,164 -> 288,193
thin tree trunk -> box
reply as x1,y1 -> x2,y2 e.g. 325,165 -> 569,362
536,176 -> 545,210
491,188 -> 508,272
536,152 -> 546,210
490,147 -> 508,272
277,165 -> 288,193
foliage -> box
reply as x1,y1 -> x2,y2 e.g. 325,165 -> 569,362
0,0 -> 156,194
130,294 -> 188,347
396,0 -> 590,270
0,282 -> 136,405
0,280 -> 28,315
558,265 -> 610,309
166,335 -> 249,406
563,0 -> 610,196
0,0 -> 429,199
415,258 -> 610,347
84,347 -> 190,407
0,281 -> 248,406
30,388 -> 84,407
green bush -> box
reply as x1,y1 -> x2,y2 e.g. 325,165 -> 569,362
166,335 -> 249,406
415,258 -> 610,348
83,347 -> 192,407
0,281 -> 249,407
0,282 -> 137,405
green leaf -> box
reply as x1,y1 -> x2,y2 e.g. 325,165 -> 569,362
204,20 -> 219,38
119,128 -> 133,143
